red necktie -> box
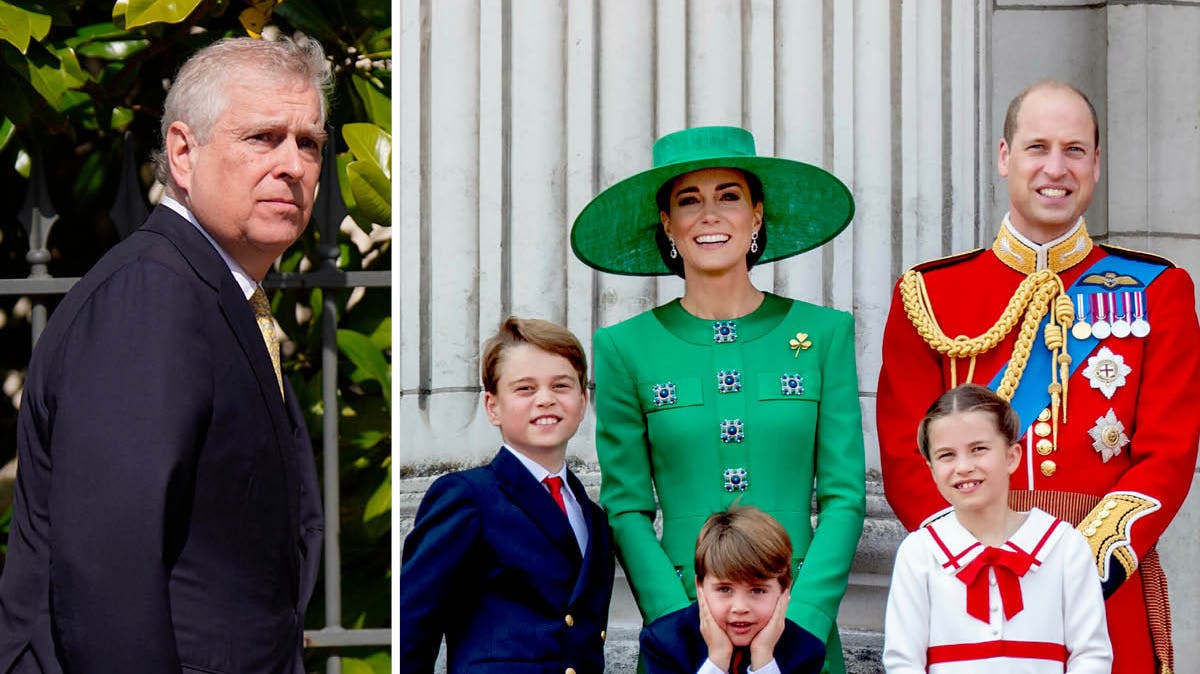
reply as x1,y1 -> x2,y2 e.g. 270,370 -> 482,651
729,648 -> 746,674
544,476 -> 567,515
955,546 -> 1035,623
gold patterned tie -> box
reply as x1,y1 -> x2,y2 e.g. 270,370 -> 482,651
249,286 -> 284,397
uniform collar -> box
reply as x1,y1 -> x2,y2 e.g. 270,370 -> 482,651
924,507 -> 1065,575
992,215 -> 1093,274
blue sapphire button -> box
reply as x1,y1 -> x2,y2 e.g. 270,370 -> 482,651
712,320 -> 738,343
780,374 -> 804,396
651,382 -> 677,407
723,467 -> 749,492
720,418 -> 744,443
716,369 -> 742,393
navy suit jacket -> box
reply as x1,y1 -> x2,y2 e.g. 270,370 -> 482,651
0,206 -> 323,673
400,448 -> 615,674
640,603 -> 825,674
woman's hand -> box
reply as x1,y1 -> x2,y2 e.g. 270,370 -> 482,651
749,587 -> 790,670
699,589 -> 734,672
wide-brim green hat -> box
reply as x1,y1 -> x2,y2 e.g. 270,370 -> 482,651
570,125 -> 855,276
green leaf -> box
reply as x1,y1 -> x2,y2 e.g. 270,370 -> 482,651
336,150 -> 358,213
368,316 -> 390,350
109,106 -> 134,131
0,118 -> 13,152
118,0 -> 204,29
74,37 -> 148,60
363,469 -> 390,523
0,1 -> 50,53
337,328 -> 390,404
56,47 -> 88,84
341,658 -> 376,674
4,43 -> 86,109
350,72 -> 391,133
272,0 -> 338,43
345,159 -> 390,226
342,122 -> 390,175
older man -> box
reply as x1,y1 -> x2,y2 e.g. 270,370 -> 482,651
878,80 -> 1200,673
0,37 -> 327,672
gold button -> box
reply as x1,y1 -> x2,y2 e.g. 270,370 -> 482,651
564,614 -> 574,627
600,630 -> 606,641
1034,422 -> 1052,438
1035,439 -> 1054,456
1084,526 -> 1097,537
1092,518 -> 1104,528
1106,499 -> 1119,509
1040,459 -> 1056,477
1038,408 -> 1052,422
1099,507 -> 1112,518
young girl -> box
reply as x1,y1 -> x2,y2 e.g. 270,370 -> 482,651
882,383 -> 1112,673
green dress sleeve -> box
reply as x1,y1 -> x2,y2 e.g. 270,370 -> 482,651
786,310 -> 866,640
593,326 -> 692,622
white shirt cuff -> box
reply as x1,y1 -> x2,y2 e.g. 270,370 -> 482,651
696,657 -> 780,674
748,658 -> 780,674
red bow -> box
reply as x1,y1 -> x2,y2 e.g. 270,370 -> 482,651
955,546 -> 1035,623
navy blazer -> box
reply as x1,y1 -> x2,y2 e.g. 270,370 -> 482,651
640,603 -> 825,674
400,448 -> 615,674
0,206 -> 322,673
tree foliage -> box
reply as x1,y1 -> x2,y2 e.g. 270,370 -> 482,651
0,1 -> 391,670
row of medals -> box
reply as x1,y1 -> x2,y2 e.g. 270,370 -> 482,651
1070,290 -> 1150,341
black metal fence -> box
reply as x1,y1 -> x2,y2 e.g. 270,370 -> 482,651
0,136 -> 391,673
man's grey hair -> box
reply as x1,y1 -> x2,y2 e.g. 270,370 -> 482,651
153,36 -> 333,187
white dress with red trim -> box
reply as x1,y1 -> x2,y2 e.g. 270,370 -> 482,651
883,508 -> 1111,674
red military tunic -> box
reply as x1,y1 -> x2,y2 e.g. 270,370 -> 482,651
878,218 -> 1200,674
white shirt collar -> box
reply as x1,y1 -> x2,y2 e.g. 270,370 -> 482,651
503,445 -> 568,484
161,194 -> 259,300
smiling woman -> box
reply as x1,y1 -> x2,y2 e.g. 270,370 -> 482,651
571,126 -> 865,674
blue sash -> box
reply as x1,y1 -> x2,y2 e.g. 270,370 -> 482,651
987,254 -> 1168,429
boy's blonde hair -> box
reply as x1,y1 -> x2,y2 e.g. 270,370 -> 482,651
695,505 -> 792,590
480,316 -> 588,393
915,383 -> 1021,460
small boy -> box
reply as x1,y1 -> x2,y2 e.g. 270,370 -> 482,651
400,317 -> 615,674
640,506 -> 825,674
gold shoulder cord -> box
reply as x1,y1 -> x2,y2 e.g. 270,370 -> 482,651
899,269 -> 1075,444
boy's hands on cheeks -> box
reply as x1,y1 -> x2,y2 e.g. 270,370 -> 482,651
749,587 -> 789,670
698,588 -> 734,672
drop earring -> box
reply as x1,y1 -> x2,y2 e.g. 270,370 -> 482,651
750,230 -> 759,254
669,237 -> 678,259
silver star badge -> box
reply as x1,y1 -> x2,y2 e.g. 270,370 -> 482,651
1083,346 -> 1132,399
1088,409 -> 1129,463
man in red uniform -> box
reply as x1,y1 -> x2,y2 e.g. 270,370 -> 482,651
878,80 -> 1200,674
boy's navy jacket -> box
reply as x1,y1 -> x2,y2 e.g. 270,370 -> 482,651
400,448 -> 615,673
640,603 -> 826,674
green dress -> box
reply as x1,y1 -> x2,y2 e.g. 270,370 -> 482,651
593,293 -> 865,674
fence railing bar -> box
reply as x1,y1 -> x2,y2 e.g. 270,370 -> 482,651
0,271 -> 390,297
303,627 -> 392,648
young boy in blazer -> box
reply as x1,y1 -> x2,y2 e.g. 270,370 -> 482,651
400,317 -> 615,674
641,506 -> 825,674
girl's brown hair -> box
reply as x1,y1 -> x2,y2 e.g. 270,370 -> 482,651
915,383 -> 1021,460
